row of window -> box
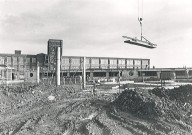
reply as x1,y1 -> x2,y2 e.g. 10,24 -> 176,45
61,57 -> 149,67
0,56 -> 36,65
60,65 -> 148,70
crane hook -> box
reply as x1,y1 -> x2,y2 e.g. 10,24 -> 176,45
138,18 -> 143,40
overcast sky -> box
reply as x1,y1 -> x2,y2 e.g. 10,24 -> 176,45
0,0 -> 192,68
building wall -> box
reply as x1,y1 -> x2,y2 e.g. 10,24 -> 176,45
59,56 -> 150,71
2,52 -> 192,81
0,52 -> 152,81
122,70 -> 138,80
0,54 -> 37,81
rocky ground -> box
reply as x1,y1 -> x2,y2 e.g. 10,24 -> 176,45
0,83 -> 192,135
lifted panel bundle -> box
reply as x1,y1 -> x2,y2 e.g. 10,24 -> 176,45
123,36 -> 157,49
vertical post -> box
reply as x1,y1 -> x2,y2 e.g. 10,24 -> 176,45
6,68 -> 8,86
186,68 -> 189,79
133,59 -> 135,70
118,70 -> 120,93
56,47 -> 61,86
10,68 -> 12,86
37,62 -> 40,84
160,72 -> 162,87
106,72 -> 109,81
90,71 -> 93,80
47,71 -> 48,84
83,57 -> 86,89
148,60 -> 150,69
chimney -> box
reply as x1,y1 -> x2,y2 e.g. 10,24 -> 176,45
15,50 -> 21,55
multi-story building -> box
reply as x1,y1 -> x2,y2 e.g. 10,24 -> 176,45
0,39 -> 191,84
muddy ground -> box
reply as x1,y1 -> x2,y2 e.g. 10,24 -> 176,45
0,83 -> 192,135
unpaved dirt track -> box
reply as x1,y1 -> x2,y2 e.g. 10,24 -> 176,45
1,84 -> 192,135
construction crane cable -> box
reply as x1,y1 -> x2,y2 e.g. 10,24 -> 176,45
122,0 -> 157,48
138,0 -> 143,19
138,0 -> 139,19
141,0 -> 143,18
138,0 -> 143,40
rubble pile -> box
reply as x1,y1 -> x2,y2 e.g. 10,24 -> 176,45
112,89 -> 163,119
0,84 -> 96,134
1,83 -> 192,134
0,84 -> 83,115
151,85 -> 192,104
112,85 -> 192,122
150,85 -> 192,122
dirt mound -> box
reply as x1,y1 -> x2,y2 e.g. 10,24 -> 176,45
112,85 -> 192,122
151,85 -> 192,104
2,83 -> 192,134
112,89 -> 163,119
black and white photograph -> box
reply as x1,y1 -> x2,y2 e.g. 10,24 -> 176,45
0,0 -> 192,134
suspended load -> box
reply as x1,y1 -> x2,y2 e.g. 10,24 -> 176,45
122,36 -> 157,49
123,0 -> 157,49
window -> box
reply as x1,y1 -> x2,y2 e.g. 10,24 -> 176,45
7,57 -> 11,66
142,60 -> 149,69
100,59 -> 108,69
30,73 -> 33,77
110,59 -> 117,65
127,59 -> 134,68
71,58 -> 80,65
61,58 -> 69,65
13,57 -> 17,65
19,65 -> 24,71
100,59 -> 108,64
0,56 -> 5,64
109,59 -> 117,69
71,58 -> 80,69
26,57 -> 31,64
32,58 -> 36,63
91,58 -> 99,68
19,57 -> 24,64
134,60 -> 141,69
118,59 -> 125,65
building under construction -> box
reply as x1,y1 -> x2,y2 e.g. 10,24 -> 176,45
0,39 -> 191,84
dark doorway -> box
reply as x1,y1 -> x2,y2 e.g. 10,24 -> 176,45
12,73 -> 15,80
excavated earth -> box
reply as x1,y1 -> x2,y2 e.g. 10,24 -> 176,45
0,84 -> 192,135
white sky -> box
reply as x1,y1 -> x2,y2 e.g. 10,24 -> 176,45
0,0 -> 192,68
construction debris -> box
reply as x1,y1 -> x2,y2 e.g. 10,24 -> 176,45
1,83 -> 192,134
112,89 -> 162,119
112,85 -> 192,133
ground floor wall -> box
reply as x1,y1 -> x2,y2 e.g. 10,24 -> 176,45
38,68 -> 192,82
2,68 -> 191,85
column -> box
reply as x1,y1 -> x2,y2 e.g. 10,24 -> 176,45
56,47 -> 61,86
106,71 -> 109,80
82,57 -> 86,89
37,62 -> 40,84
90,71 -> 93,80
